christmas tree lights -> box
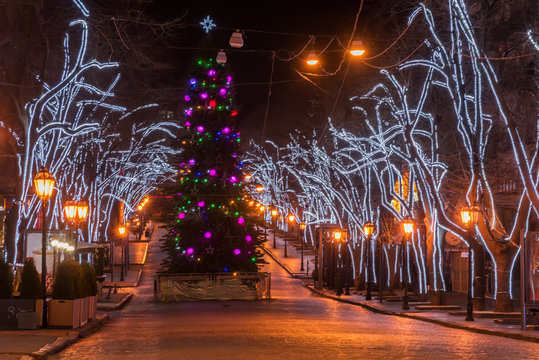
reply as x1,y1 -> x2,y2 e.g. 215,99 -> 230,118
161,56 -> 265,274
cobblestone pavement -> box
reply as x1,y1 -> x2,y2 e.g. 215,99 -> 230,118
50,227 -> 539,360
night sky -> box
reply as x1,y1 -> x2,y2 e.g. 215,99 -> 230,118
144,1 -> 376,144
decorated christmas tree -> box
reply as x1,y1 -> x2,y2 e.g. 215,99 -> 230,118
160,56 -> 265,273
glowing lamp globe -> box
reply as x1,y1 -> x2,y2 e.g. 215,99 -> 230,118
334,231 -> 342,240
300,222 -> 306,231
234,248 -> 241,255
76,200 -> 89,221
350,40 -> 366,56
271,209 -> 278,217
34,167 -> 55,199
460,205 -> 480,227
255,185 -> 264,192
402,219 -> 414,235
363,222 -> 375,237
118,226 -> 126,235
306,52 -> 319,66
64,201 -> 77,220
288,214 -> 295,223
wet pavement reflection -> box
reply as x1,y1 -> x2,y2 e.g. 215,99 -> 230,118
51,229 -> 539,359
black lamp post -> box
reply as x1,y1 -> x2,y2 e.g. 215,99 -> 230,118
334,229 -> 346,296
119,225 -> 126,281
285,214 -> 295,258
364,222 -> 375,300
299,222 -> 306,271
378,236 -> 384,303
401,218 -> 414,310
64,200 -> 88,261
271,209 -> 278,248
34,167 -> 55,328
460,204 -> 480,321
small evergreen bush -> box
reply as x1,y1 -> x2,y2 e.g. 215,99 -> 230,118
19,258 -> 42,299
52,260 -> 82,300
81,261 -> 97,297
0,259 -> 13,298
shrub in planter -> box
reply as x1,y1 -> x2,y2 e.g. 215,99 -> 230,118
80,262 -> 97,297
81,261 -> 98,322
0,260 -> 38,329
52,260 -> 78,300
0,259 -> 13,298
19,258 -> 42,299
49,260 -> 83,328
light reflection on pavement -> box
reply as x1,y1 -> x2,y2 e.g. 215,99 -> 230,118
51,227 -> 539,360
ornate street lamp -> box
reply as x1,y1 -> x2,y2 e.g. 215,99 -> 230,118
64,200 -> 88,257
34,167 -> 55,328
306,52 -> 319,66
299,222 -> 306,271
364,222 -> 375,301
401,218 -> 414,310
118,226 -> 126,281
333,229 -> 348,296
285,214 -> 295,258
460,204 -> 480,321
271,209 -> 278,248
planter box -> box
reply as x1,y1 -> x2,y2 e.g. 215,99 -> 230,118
48,298 -> 82,329
79,297 -> 89,327
88,295 -> 97,320
0,298 -> 39,330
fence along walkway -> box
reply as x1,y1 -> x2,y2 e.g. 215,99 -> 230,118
154,272 -> 271,301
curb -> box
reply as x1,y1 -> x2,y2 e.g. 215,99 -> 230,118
30,314 -> 109,359
267,243 -> 539,344
97,293 -> 134,311
305,282 -> 539,343
303,284 -> 395,316
134,267 -> 144,287
261,245 -> 295,276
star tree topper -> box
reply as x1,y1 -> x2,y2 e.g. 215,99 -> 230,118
200,16 -> 216,33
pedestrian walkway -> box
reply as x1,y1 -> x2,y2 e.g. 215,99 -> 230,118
261,228 -> 315,278
0,231 -> 152,359
264,228 -> 539,343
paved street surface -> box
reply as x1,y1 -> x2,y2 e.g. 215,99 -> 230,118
51,226 -> 539,359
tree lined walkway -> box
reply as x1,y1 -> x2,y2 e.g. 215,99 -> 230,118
51,224 -> 539,359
